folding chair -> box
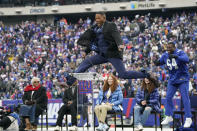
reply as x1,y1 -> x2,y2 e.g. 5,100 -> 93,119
173,95 -> 197,131
94,108 -> 124,131
61,112 -> 70,131
106,110 -> 124,131
132,108 -> 162,131
41,108 -> 48,131
133,96 -> 162,131
61,107 -> 89,131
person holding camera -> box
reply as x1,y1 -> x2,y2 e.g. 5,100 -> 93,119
134,77 -> 160,131
0,105 -> 20,131
20,77 -> 47,130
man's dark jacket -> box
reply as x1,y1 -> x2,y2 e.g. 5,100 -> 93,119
63,85 -> 89,119
63,86 -> 77,107
22,86 -> 48,114
77,21 -> 123,59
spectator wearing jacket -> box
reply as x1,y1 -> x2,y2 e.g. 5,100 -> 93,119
134,77 -> 160,131
94,74 -> 123,131
20,77 -> 47,130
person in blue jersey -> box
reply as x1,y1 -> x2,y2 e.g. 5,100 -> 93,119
66,12 -> 150,86
154,42 -> 192,128
94,74 -> 123,131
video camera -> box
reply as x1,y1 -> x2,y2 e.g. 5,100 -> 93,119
0,105 -> 19,120
0,105 -> 20,131
0,106 -> 10,120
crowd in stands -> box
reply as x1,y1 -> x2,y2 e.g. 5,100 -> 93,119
0,11 -> 196,100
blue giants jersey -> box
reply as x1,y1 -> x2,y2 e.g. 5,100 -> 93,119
159,49 -> 190,84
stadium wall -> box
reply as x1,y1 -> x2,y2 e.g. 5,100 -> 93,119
0,0 -> 196,16
0,15 -> 54,25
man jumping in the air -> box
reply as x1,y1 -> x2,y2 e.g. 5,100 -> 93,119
66,12 -> 149,85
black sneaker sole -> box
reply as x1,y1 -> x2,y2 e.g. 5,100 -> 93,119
96,128 -> 103,131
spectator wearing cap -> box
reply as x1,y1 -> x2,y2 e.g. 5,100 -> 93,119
54,77 -> 78,131
19,77 -> 47,130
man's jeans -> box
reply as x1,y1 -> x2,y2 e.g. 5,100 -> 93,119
19,104 -> 36,124
134,105 -> 152,126
75,54 -> 146,79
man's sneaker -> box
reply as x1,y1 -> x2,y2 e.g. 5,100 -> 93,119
135,125 -> 143,131
161,116 -> 173,125
83,122 -> 91,127
54,125 -> 61,131
96,123 -> 103,131
140,68 -> 150,78
103,123 -> 109,131
184,118 -> 192,128
69,125 -> 78,131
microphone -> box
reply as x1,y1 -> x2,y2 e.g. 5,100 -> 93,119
93,73 -> 96,80
91,24 -> 97,31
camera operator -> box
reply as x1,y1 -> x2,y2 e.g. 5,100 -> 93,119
0,105 -> 20,131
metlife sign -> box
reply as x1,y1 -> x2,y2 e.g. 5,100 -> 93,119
131,3 -> 138,9
138,3 -> 155,8
131,2 -> 157,10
